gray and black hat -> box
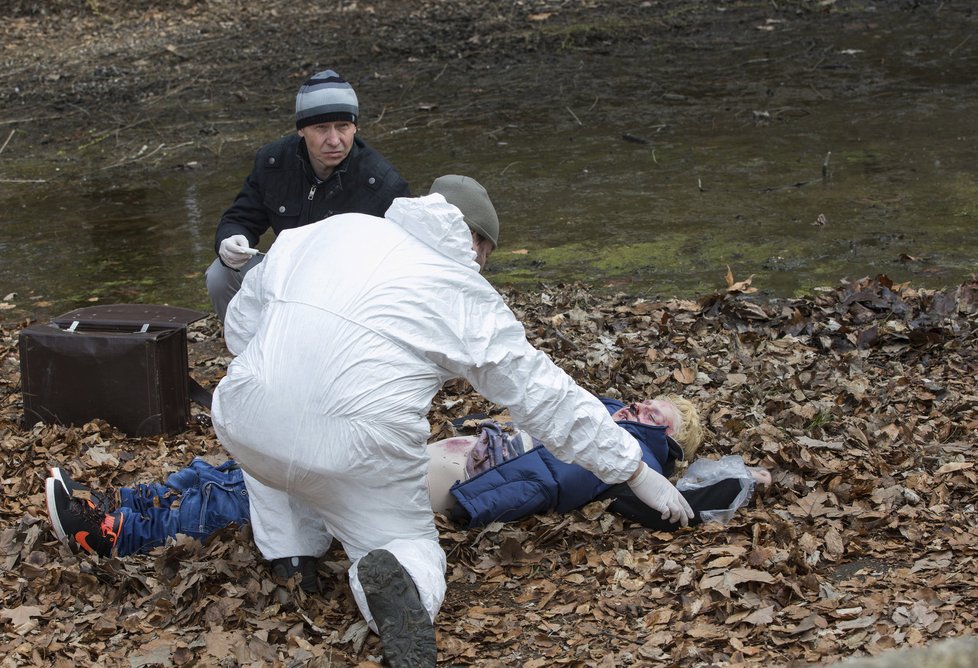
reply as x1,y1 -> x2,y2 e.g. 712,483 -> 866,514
429,175 -> 500,248
295,70 -> 359,130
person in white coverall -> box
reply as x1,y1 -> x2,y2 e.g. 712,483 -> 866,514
210,175 -> 693,667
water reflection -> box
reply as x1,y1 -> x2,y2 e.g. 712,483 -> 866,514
183,183 -> 208,256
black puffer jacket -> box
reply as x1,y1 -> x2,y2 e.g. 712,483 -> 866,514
213,134 -> 410,257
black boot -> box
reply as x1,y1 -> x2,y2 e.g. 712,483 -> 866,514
270,555 -> 321,594
359,549 -> 436,667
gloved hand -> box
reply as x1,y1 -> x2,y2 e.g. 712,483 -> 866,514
218,234 -> 254,270
627,462 -> 694,527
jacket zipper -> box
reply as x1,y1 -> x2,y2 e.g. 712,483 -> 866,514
307,184 -> 317,201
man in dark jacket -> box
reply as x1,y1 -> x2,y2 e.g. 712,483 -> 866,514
205,69 -> 410,320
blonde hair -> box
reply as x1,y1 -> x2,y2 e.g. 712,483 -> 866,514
655,394 -> 703,460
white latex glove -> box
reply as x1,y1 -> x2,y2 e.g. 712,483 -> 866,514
627,462 -> 694,527
219,234 -> 255,270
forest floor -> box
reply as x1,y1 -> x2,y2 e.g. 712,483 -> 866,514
1,1 -> 977,666
2,275 -> 978,666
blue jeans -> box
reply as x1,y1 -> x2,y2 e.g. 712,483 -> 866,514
114,458 -> 250,557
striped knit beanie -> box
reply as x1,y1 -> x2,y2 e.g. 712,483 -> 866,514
295,70 -> 359,130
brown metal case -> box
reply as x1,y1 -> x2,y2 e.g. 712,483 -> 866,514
19,304 -> 207,436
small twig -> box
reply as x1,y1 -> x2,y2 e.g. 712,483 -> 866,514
64,102 -> 91,118
809,45 -> 834,71
433,62 -> 449,81
78,117 -> 149,151
949,32 -> 972,56
587,96 -> 599,112
0,130 -> 15,156
0,115 -> 65,127
551,326 -> 579,350
697,178 -> 705,193
760,180 -> 811,193
469,522 -> 502,548
373,105 -> 386,125
296,608 -> 329,636
500,161 -> 519,176
565,106 -> 582,126
100,142 -> 167,170
822,151 -> 832,182
0,178 -> 48,183
486,125 -> 514,140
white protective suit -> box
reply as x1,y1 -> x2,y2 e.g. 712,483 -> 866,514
211,193 -> 643,630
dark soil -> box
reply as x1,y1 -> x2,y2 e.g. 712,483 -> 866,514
5,0 -> 973,182
4,0 -> 691,174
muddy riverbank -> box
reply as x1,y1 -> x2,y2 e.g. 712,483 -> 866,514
2,1 -> 976,325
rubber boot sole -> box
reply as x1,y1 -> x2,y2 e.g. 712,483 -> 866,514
359,549 -> 436,667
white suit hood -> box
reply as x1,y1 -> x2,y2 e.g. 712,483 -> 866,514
385,193 -> 481,272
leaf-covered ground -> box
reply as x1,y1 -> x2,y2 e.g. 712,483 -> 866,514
1,276 -> 976,666
2,1 -> 977,664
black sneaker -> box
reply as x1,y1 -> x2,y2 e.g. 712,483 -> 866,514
49,466 -> 114,513
45,477 -> 122,557
270,556 -> 321,594
359,549 -> 437,668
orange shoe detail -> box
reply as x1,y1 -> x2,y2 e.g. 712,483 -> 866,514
75,530 -> 94,554
74,512 -> 121,556
100,513 -> 121,543
100,513 -> 122,557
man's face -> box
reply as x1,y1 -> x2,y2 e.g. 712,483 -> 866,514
298,121 -> 357,179
471,231 -> 494,272
612,399 -> 682,436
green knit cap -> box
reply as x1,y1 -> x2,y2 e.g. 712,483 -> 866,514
429,175 -> 499,247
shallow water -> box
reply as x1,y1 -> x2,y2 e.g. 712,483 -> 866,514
1,10 -> 975,322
